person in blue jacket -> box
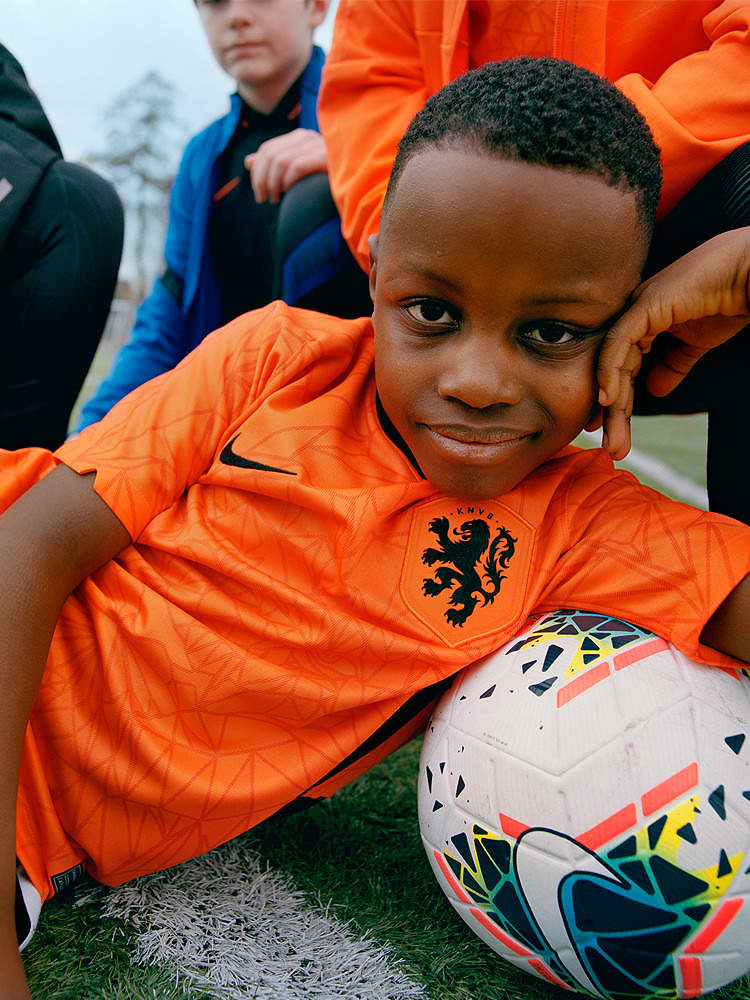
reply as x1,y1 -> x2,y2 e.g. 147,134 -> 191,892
78,0 -> 368,432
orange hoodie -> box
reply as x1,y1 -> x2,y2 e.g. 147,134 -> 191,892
318,0 -> 750,271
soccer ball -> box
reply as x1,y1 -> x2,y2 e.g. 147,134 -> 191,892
418,609 -> 750,999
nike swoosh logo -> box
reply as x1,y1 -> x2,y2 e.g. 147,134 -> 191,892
219,435 -> 297,476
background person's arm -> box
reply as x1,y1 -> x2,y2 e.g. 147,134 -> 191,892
0,466 -> 130,996
317,0 -> 429,273
75,136 -> 200,432
616,2 -> 750,221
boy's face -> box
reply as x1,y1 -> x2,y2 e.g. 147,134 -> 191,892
197,0 -> 327,108
370,148 -> 648,501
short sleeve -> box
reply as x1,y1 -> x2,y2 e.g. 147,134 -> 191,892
57,303 -> 312,540
537,455 -> 750,670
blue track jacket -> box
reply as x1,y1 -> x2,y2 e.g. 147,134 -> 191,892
78,47 -> 326,431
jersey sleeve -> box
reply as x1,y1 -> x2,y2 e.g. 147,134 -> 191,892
615,2 -> 750,218
57,303 -> 310,541
317,0 -> 429,272
538,454 -> 750,670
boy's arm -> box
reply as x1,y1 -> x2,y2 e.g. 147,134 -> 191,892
596,227 -> 750,458
702,573 -> 750,662
317,0 -> 430,272
0,465 -> 129,996
76,135 -> 199,432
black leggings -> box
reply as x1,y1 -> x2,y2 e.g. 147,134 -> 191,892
634,141 -> 750,523
0,160 -> 123,450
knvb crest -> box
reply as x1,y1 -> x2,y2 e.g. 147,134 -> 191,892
401,500 -> 533,647
422,514 -> 516,626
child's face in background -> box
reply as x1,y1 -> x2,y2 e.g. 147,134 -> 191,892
197,0 -> 326,107
370,148 -> 648,501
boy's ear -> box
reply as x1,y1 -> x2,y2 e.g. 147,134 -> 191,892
368,234 -> 379,303
307,0 -> 329,30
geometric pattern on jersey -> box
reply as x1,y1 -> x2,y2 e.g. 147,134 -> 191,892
9,303 -> 750,901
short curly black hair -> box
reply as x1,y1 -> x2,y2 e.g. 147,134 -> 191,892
384,58 -> 662,235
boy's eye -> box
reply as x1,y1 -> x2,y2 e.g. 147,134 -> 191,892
403,300 -> 456,326
520,322 -> 584,346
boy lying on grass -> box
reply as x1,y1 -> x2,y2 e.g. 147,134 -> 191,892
3,58 -> 750,997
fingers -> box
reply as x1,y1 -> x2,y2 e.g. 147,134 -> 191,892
643,336 -> 707,397
595,230 -> 750,455
244,129 -> 327,204
601,341 -> 641,460
644,314 -> 750,397
596,296 -> 658,409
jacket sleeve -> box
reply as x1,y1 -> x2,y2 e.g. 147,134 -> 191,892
317,0 -> 429,273
0,43 -> 61,156
76,137 -> 200,431
616,2 -> 750,219
318,1 -> 750,269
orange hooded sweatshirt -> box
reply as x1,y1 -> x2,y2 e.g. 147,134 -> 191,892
318,0 -> 750,271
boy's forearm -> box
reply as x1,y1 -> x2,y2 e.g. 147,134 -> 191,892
0,533 -> 81,995
0,465 -> 130,984
701,572 -> 750,664
0,931 -> 31,998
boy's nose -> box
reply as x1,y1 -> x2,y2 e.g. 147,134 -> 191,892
228,0 -> 255,24
437,335 -> 523,410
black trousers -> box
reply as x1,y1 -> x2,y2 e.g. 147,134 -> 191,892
0,160 -> 123,450
634,142 -> 750,523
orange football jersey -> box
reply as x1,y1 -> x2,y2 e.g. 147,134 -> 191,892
7,303 -> 750,901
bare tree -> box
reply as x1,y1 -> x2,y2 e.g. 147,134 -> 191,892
88,71 -> 185,299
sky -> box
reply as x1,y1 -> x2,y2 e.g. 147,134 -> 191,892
4,0 -> 339,162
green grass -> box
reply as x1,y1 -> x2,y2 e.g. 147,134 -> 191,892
575,413 -> 708,500
626,414 -> 707,488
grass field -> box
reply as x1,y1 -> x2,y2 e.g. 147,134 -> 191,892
22,331 -> 743,999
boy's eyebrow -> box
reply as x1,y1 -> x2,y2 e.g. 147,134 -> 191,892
388,261 -> 463,295
524,293 -> 613,306
391,262 -> 627,310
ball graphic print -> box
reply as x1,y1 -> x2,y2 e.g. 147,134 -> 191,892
418,610 -> 750,998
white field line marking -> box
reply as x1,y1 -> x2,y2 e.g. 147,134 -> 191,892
81,841 -> 427,1000
580,430 -> 708,509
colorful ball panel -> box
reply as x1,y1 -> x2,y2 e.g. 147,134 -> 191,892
418,610 -> 750,998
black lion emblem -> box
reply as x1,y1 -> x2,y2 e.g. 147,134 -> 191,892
421,516 -> 517,627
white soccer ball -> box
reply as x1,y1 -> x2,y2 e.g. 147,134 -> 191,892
418,609 -> 750,998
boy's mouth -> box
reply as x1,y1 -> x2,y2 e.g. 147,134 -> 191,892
422,423 -> 536,463
227,41 -> 265,56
